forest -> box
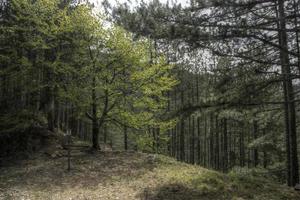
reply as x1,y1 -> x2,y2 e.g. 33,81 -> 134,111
1,0 -> 300,199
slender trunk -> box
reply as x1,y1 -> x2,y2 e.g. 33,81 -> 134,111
47,87 -> 55,132
76,119 -> 80,137
209,114 -> 214,168
247,127 -> 251,168
223,118 -> 228,172
215,116 -> 220,170
204,115 -> 207,167
180,85 -> 185,161
104,124 -> 107,144
253,120 -> 259,167
124,125 -> 128,151
56,103 -> 61,129
156,128 -> 160,153
196,74 -> 199,103
171,128 -> 175,157
197,117 -> 201,165
152,128 -> 156,152
263,129 -> 268,169
180,119 -> 185,161
263,151 -> 268,169
228,120 -> 232,169
65,101 -> 69,130
232,123 -> 237,167
176,123 -> 180,161
190,116 -> 195,164
240,123 -> 245,167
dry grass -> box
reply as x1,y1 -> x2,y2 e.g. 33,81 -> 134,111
1,151 -> 300,200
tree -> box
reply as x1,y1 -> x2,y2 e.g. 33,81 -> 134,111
69,26 -> 177,150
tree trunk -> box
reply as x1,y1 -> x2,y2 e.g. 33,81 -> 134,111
277,0 -> 299,186
197,117 -> 201,165
103,124 -> 107,144
215,116 -> 220,170
176,123 -> 180,161
124,125 -> 128,151
156,128 -> 160,153
190,116 -> 195,164
253,120 -> 259,167
209,114 -> 214,168
152,128 -> 156,152
240,123 -> 245,167
91,78 -> 100,150
223,118 -> 228,172
204,114 -> 207,167
47,87 -> 55,132
92,119 -> 99,150
180,118 -> 185,161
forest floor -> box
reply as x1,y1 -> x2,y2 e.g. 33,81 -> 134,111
1,150 -> 300,200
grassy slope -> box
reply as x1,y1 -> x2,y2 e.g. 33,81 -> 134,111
0,152 -> 299,200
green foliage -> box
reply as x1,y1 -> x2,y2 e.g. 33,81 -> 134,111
135,132 -> 155,153
1,0 -> 177,149
67,22 -> 177,130
0,110 -> 46,134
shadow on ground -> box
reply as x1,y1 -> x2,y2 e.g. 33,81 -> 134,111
140,183 -> 219,200
0,151 -> 157,191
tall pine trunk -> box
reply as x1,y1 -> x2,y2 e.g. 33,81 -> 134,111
180,119 -> 185,161
223,118 -> 228,172
277,0 -> 299,186
253,120 -> 259,167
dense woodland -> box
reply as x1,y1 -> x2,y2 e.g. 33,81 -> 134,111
0,0 -> 176,151
1,0 -> 300,197
111,0 -> 300,187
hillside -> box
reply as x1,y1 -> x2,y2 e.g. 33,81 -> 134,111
1,151 -> 299,200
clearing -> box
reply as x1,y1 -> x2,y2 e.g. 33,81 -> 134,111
0,151 -> 300,200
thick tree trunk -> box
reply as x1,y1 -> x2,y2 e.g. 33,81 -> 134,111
91,78 -> 100,150
277,0 -> 299,186
92,119 -> 100,150
293,0 -> 300,74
